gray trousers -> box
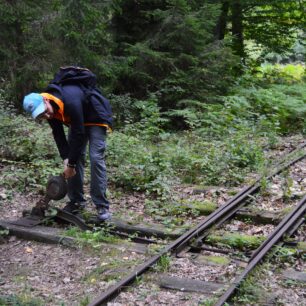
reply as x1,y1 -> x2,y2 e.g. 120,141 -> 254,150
67,125 -> 109,209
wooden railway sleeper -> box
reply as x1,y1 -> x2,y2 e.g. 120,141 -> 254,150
87,144 -> 306,306
215,193 -> 306,306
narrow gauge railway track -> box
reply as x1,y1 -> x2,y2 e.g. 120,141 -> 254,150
1,140 -> 306,305
87,144 -> 306,306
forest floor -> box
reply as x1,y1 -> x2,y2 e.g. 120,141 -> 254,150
0,135 -> 305,305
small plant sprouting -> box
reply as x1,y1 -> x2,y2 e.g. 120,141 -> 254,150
283,175 -> 294,200
135,275 -> 142,285
155,254 -> 171,272
79,296 -> 90,306
260,176 -> 269,193
64,226 -> 120,248
0,229 -> 9,237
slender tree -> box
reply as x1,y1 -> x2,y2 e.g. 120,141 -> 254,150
214,0 -> 230,40
213,0 -> 305,60
0,0 -> 52,104
231,0 -> 244,58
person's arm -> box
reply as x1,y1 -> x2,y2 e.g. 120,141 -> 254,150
48,119 -> 76,178
48,119 -> 69,160
63,86 -> 86,166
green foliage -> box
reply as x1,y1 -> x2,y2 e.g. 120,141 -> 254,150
263,38 -> 306,65
107,97 -> 174,196
0,0 -> 114,107
111,0 -> 239,117
233,274 -> 264,304
0,230 -> 9,238
186,200 -> 217,215
0,116 -> 58,162
229,83 -> 306,134
108,132 -> 175,196
273,246 -> 298,264
0,93 -> 58,164
183,64 -> 306,136
201,255 -> 230,266
108,125 -> 267,197
0,159 -> 61,192
130,94 -> 169,138
0,100 -> 62,190
2,65 -> 304,197
109,94 -> 139,126
256,63 -> 305,84
199,299 -> 219,306
207,233 -> 266,250
65,227 -> 120,247
243,0 -> 305,56
154,254 -> 171,272
107,73 -> 302,194
0,0 -> 56,104
0,294 -> 43,306
55,1 -> 112,68
144,199 -> 200,226
79,296 -> 91,306
0,0 -> 304,117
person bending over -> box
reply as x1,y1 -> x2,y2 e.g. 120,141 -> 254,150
23,83 -> 111,221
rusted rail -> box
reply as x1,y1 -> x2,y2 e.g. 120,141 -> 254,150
2,142 -> 305,305
215,194 -> 306,306
88,144 -> 306,306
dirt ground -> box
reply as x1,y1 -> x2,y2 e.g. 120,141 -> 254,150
0,135 -> 305,305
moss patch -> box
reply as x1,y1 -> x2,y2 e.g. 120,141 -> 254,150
179,200 -> 217,216
207,233 -> 265,250
0,294 -> 44,306
196,255 -> 230,266
192,200 -> 217,215
297,241 -> 306,252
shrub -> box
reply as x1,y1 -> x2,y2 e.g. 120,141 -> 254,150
0,97 -> 62,190
0,93 -> 59,162
256,64 -> 305,84
226,83 -> 306,134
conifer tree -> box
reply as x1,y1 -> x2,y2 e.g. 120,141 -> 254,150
0,0 -> 52,104
111,0 -> 238,114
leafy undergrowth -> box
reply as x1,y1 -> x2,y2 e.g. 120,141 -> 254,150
0,65 -> 305,306
0,294 -> 43,306
231,250 -> 306,305
1,65 -> 305,200
0,64 -> 304,203
64,227 -> 122,247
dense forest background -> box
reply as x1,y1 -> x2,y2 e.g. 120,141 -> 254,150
0,0 -> 305,196
0,0 -> 304,120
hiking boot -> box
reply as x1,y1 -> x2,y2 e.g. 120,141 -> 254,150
97,207 -> 111,222
63,201 -> 86,214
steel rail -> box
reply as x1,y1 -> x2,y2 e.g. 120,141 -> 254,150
178,148 -> 306,253
215,195 -> 306,306
88,146 -> 306,306
286,216 -> 305,236
87,186 -> 254,306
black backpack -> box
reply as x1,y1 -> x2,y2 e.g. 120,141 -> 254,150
46,66 -> 113,128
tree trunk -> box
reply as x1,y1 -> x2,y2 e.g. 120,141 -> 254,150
214,0 -> 230,41
231,0 -> 245,59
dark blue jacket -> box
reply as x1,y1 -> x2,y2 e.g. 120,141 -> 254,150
45,84 -> 111,165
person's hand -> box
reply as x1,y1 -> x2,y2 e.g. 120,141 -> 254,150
63,166 -> 76,179
63,159 -> 76,179
63,159 -> 68,168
